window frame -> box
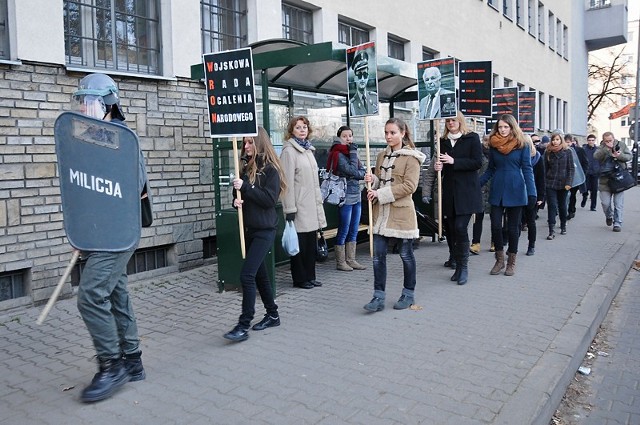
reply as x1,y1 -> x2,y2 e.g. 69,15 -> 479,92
387,35 -> 405,61
0,0 -> 9,60
337,19 -> 369,46
282,2 -> 313,44
201,0 -> 247,54
63,0 -> 162,75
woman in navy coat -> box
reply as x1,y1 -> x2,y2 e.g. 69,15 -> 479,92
480,114 -> 536,277
434,112 -> 483,285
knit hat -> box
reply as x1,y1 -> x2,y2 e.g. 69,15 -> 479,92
541,135 -> 550,144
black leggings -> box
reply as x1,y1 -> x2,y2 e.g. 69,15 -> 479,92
490,205 -> 523,254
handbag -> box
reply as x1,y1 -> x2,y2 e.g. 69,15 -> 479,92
320,170 -> 347,206
316,230 -> 328,262
607,162 -> 636,193
281,221 -> 299,256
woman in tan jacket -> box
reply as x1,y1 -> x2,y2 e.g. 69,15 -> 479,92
363,118 -> 426,312
280,116 -> 327,289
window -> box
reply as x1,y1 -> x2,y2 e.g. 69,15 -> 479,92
622,117 -> 628,126
549,94 -> 555,129
538,91 -> 545,129
621,75 -> 632,86
488,0 -> 498,10
0,270 -> 26,301
503,0 -> 511,19
282,3 -> 313,44
201,0 -> 247,54
516,0 -> 524,26
338,20 -> 369,46
422,47 -> 438,61
504,77 -> 512,87
588,0 -> 611,9
527,0 -> 536,35
562,25 -> 568,58
556,19 -> 562,53
63,0 -> 161,74
537,2 -> 544,42
0,0 -> 9,59
548,11 -> 555,50
388,35 -> 404,61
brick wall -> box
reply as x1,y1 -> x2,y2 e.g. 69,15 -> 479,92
0,62 -> 216,306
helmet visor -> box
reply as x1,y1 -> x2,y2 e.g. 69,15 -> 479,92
72,94 -> 106,120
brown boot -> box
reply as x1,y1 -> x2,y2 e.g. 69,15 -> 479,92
505,252 -> 517,276
490,250 -> 505,275
335,245 -> 353,271
345,241 -> 366,270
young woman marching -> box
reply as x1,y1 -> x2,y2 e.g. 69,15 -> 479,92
224,127 -> 287,342
433,111 -> 483,285
480,114 -> 536,277
543,132 -> 574,240
363,118 -> 425,312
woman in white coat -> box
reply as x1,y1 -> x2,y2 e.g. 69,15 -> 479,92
280,116 -> 327,289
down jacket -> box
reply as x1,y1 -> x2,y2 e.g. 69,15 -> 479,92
370,146 -> 426,239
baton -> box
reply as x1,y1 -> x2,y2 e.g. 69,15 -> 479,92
36,250 -> 80,325
231,137 -> 246,259
364,117 -> 373,257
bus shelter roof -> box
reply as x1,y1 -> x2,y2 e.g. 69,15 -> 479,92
190,39 -> 418,102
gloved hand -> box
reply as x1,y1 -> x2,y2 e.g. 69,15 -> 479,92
527,196 -> 537,209
422,196 -> 432,205
286,213 -> 296,222
348,143 -> 358,151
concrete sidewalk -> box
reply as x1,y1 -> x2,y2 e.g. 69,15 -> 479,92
1,188 -> 639,425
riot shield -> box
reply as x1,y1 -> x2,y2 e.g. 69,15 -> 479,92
55,111 -> 141,252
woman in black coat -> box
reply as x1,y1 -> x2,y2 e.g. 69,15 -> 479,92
434,112 -> 483,285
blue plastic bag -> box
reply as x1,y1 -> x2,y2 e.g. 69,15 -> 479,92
281,220 -> 299,256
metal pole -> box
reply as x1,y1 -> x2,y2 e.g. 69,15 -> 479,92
633,14 -> 640,181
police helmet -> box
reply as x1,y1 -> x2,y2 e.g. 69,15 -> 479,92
72,73 -> 125,121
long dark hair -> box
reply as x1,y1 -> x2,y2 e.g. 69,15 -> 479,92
241,127 -> 287,196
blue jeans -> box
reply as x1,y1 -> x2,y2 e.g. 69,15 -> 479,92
77,249 -> 139,360
239,228 -> 278,329
600,189 -> 624,226
372,235 -> 416,294
336,202 -> 362,245
546,188 -> 568,230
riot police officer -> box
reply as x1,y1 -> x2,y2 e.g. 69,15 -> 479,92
71,73 -> 150,402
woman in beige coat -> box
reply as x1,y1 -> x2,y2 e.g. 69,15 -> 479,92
363,118 -> 425,312
280,116 -> 327,289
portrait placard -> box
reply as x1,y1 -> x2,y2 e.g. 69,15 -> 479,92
346,42 -> 379,118
417,58 -> 456,120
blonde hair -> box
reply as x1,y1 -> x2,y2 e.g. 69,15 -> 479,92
523,134 -> 536,157
241,127 -> 287,196
442,111 -> 470,138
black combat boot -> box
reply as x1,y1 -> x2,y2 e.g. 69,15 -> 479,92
123,351 -> 146,382
80,358 -> 130,403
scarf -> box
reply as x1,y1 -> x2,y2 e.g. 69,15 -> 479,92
447,132 -> 462,148
293,137 -> 312,150
326,143 -> 349,172
489,133 -> 519,155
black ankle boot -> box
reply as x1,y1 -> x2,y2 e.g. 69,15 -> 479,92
443,257 -> 457,269
450,267 -> 461,281
80,358 -> 130,403
457,247 -> 469,285
123,351 -> 146,382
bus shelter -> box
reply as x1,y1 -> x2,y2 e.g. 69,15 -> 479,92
191,39 -> 443,293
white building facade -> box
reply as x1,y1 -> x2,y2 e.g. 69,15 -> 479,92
0,0 -> 627,308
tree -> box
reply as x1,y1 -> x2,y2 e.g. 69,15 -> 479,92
588,47 -> 635,122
